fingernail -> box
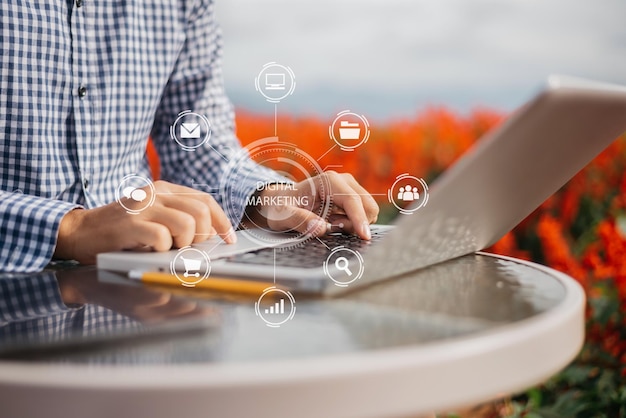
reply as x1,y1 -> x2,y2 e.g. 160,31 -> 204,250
225,228 -> 237,244
307,219 -> 326,236
362,222 -> 371,240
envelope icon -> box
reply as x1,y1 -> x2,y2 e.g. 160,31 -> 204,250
181,123 -> 201,139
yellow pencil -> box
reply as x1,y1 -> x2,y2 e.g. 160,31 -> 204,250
128,270 -> 276,296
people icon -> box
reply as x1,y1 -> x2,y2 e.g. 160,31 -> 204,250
398,185 -> 420,201
388,175 -> 429,215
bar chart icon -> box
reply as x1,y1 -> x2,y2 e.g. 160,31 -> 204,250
265,298 -> 285,315
255,287 -> 296,328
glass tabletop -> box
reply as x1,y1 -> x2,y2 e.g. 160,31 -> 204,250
0,254 -> 565,365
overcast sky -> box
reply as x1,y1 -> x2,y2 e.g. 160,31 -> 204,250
215,0 -> 626,118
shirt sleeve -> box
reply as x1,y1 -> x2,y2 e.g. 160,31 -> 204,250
150,0 -> 285,227
0,192 -> 79,272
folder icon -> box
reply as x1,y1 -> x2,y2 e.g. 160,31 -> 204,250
339,120 -> 361,140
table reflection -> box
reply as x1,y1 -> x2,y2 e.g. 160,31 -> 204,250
0,267 -> 218,361
0,254 -> 567,365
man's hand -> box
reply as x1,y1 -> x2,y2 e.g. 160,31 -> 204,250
54,180 -> 236,264
249,171 -> 379,240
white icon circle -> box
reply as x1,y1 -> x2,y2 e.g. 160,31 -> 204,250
169,110 -> 211,151
329,110 -> 370,151
388,173 -> 429,215
255,287 -> 296,327
255,62 -> 296,103
323,246 -> 364,287
115,174 -> 156,214
170,247 -> 211,287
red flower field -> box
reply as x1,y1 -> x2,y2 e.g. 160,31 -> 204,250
148,107 -> 626,415
236,109 -> 626,416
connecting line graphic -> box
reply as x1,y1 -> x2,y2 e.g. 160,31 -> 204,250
274,103 -> 278,136
323,164 -> 343,171
273,248 -> 277,284
190,179 -> 219,191
208,144 -> 229,162
155,192 -> 216,195
317,144 -> 337,162
316,237 -> 330,250
334,193 -> 387,196
199,234 -> 232,256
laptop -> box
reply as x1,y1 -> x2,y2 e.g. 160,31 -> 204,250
98,75 -> 626,295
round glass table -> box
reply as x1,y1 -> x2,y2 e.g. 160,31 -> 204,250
0,253 -> 585,418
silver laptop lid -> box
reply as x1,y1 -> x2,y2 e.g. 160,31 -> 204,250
352,76 -> 626,292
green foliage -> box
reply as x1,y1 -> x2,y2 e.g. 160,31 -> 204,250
504,279 -> 626,418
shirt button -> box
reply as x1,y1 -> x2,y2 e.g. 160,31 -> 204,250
83,179 -> 89,189
78,85 -> 87,98
76,0 -> 83,7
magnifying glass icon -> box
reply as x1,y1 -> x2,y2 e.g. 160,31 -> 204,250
335,257 -> 352,276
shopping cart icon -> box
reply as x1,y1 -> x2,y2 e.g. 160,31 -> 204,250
180,256 -> 202,278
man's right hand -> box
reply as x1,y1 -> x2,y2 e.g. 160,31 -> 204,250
53,180 -> 236,264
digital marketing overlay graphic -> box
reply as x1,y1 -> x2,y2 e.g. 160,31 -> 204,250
323,246 -> 365,287
388,173 -> 429,215
139,62 -> 432,327
220,136 -> 332,249
115,174 -> 156,214
170,246 -> 212,287
255,286 -> 296,328
170,110 -> 212,152
255,62 -> 296,104
328,110 -> 370,151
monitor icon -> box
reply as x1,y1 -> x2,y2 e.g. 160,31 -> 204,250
265,73 -> 286,90
255,62 -> 296,103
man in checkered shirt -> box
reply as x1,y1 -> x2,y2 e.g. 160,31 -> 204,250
0,0 -> 378,272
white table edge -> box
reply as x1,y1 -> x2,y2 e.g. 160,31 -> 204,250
0,253 -> 586,418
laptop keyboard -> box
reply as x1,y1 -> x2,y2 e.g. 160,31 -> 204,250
229,230 -> 387,268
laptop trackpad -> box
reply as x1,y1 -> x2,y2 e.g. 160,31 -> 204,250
192,229 -> 287,259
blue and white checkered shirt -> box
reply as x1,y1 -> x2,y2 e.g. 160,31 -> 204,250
0,271 -> 218,364
0,271 -> 142,343
0,0 -> 281,272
